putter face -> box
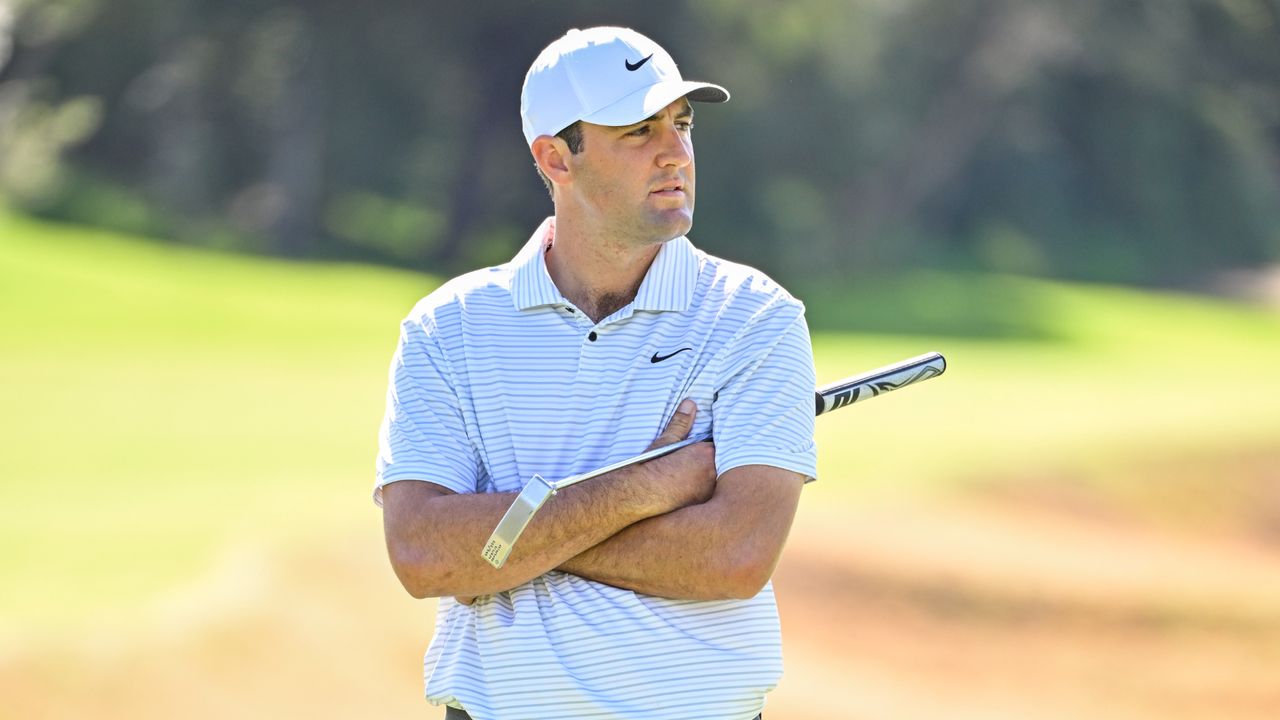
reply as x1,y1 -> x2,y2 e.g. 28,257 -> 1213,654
482,474 -> 556,568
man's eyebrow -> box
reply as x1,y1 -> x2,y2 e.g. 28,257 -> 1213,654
636,104 -> 695,124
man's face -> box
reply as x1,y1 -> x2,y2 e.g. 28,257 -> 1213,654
565,98 -> 696,246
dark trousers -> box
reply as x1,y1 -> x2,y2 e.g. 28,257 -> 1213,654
445,709 -> 761,719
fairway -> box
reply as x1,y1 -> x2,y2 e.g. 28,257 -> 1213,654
3,210 -> 1280,718
0,210 -> 436,625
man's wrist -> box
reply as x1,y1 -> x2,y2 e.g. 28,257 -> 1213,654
612,459 -> 674,519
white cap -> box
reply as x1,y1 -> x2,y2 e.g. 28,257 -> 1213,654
520,27 -> 729,146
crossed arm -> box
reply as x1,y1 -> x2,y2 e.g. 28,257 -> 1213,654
380,403 -> 805,601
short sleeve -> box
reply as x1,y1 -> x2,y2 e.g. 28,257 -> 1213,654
711,303 -> 818,481
373,318 -> 481,505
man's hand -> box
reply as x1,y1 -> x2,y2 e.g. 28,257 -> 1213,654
638,398 -> 717,504
557,398 -> 805,600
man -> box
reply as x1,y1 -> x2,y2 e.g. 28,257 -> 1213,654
375,27 -> 817,720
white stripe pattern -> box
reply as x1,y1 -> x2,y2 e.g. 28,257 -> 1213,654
375,217 -> 818,720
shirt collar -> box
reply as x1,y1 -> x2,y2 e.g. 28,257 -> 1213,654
631,233 -> 698,312
510,217 -> 563,311
510,217 -> 699,314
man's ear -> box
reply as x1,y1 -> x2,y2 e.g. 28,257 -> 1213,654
532,135 -> 572,188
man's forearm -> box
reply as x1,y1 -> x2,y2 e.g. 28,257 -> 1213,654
557,465 -> 805,600
385,479 -> 646,598
383,439 -> 716,598
557,501 -> 741,599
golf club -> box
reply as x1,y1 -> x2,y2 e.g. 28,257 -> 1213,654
482,351 -> 947,568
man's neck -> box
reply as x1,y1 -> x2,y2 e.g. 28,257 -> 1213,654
544,216 -> 663,324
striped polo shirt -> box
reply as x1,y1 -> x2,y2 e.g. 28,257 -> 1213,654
375,217 -> 818,720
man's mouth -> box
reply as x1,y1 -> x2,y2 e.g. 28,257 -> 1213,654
650,180 -> 685,196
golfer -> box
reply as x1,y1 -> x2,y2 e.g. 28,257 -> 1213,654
375,26 -> 817,720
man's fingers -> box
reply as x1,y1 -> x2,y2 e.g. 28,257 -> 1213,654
648,399 -> 696,450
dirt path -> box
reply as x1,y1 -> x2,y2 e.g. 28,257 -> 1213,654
768,498 -> 1280,719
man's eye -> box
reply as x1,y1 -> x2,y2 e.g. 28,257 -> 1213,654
628,125 -> 650,136
677,122 -> 694,133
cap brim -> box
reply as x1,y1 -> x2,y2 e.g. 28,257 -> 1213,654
580,80 -> 729,128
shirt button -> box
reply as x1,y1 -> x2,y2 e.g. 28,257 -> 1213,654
587,331 -> 598,342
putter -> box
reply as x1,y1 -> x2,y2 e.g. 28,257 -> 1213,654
481,351 -> 947,568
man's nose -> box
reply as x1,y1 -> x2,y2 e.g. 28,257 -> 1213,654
655,123 -> 693,168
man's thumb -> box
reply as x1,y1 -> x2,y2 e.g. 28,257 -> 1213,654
651,398 -> 696,448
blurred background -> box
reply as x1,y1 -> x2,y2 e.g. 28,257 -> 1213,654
2,1 -> 1279,718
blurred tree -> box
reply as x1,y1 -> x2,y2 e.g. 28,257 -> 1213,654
0,0 -> 103,205
1,0 -> 1276,287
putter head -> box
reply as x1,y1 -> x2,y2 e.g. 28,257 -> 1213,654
482,474 -> 557,569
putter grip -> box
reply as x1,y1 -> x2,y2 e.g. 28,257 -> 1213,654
814,352 -> 946,415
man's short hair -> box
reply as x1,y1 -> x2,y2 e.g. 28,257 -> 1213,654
535,122 -> 584,198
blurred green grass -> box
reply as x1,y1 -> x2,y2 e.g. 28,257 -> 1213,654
3,209 -> 1279,629
811,278 -> 1280,500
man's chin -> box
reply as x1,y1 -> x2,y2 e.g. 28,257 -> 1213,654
649,209 -> 693,242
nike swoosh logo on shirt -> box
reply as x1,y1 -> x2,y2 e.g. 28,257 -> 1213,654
650,347 -> 692,363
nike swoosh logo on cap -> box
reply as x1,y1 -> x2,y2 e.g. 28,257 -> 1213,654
625,54 -> 654,71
